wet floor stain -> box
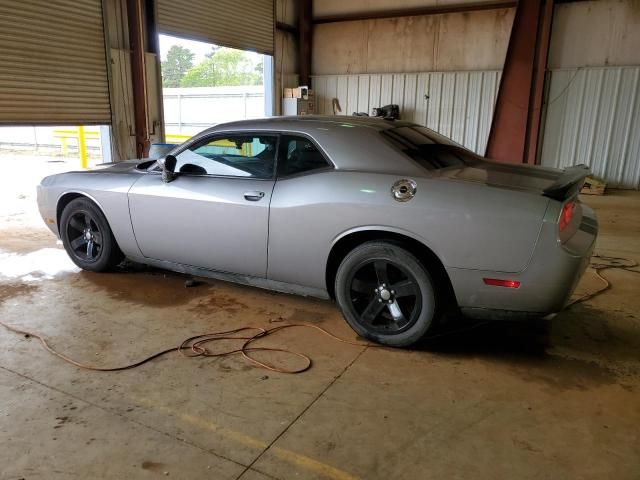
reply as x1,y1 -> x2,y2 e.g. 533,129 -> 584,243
78,269 -> 215,308
0,227 -> 59,254
286,308 -> 328,324
188,292 -> 248,316
506,355 -> 619,391
217,358 -> 255,372
0,282 -> 40,305
141,461 -> 167,473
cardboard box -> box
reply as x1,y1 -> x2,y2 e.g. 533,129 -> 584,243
283,88 -> 294,98
293,86 -> 309,99
581,176 -> 606,195
283,98 -> 315,115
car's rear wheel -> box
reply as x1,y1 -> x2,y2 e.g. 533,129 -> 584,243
60,198 -> 124,272
335,241 -> 436,347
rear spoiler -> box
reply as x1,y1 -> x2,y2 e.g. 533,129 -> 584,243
543,164 -> 590,201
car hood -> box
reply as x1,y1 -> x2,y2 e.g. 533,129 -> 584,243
438,160 -> 585,198
89,159 -> 151,173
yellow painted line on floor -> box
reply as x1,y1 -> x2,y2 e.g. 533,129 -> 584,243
270,446 -> 360,480
130,395 -> 360,480
133,396 -> 266,450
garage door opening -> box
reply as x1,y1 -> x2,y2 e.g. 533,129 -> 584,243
159,34 -> 273,143
0,125 -> 111,225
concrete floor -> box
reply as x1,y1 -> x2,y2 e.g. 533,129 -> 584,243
0,170 -> 639,478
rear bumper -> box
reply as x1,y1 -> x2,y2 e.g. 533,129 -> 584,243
448,203 -> 597,318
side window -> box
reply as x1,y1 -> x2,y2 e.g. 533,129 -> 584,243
175,134 -> 277,179
277,136 -> 330,177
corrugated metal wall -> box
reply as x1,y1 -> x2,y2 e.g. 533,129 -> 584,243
540,66 -> 640,189
312,71 -> 501,154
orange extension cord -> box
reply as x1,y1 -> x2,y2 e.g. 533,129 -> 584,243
566,254 -> 640,306
0,322 -> 379,374
0,254 -> 638,374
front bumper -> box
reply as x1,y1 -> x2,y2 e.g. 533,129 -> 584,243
36,183 -> 60,238
449,203 -> 598,318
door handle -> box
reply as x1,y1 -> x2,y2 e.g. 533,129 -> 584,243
244,191 -> 265,201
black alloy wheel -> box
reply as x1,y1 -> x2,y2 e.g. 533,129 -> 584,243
347,259 -> 422,334
60,198 -> 124,272
66,211 -> 103,262
335,241 -> 436,347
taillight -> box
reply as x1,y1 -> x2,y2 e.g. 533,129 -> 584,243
559,200 -> 576,232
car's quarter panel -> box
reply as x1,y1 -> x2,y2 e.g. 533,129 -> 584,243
452,202 -> 597,315
127,173 -> 274,277
267,170 -> 550,292
37,171 -> 142,258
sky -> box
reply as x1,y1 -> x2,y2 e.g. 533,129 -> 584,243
159,34 -> 263,66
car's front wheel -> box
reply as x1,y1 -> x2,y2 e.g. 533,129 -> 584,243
60,198 -> 124,272
335,241 -> 436,347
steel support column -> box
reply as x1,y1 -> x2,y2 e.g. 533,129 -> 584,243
298,0 -> 312,87
127,0 -> 149,158
486,0 -> 554,164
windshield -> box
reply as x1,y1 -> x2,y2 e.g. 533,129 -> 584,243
382,126 -> 481,170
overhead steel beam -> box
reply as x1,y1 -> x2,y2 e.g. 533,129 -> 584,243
486,0 -> 554,164
313,1 -> 516,24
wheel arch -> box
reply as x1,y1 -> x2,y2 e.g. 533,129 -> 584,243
56,191 -> 112,238
325,229 -> 458,310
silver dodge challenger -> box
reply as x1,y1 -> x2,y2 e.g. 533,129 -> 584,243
37,116 -> 598,346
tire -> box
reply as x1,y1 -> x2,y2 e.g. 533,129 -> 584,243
335,241 -> 436,347
60,198 -> 124,272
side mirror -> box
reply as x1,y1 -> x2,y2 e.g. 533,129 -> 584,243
160,154 -> 177,183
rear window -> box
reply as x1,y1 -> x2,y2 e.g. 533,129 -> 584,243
382,126 -> 481,170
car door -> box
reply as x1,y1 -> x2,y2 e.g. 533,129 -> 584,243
267,134 -> 335,288
128,132 -> 277,278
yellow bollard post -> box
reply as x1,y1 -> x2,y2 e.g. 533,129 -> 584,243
78,125 -> 88,169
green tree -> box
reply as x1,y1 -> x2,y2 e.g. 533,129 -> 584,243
161,45 -> 195,87
254,60 -> 264,76
180,48 -> 263,87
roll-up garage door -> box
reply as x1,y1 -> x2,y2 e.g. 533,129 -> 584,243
0,0 -> 111,125
157,0 -> 274,55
